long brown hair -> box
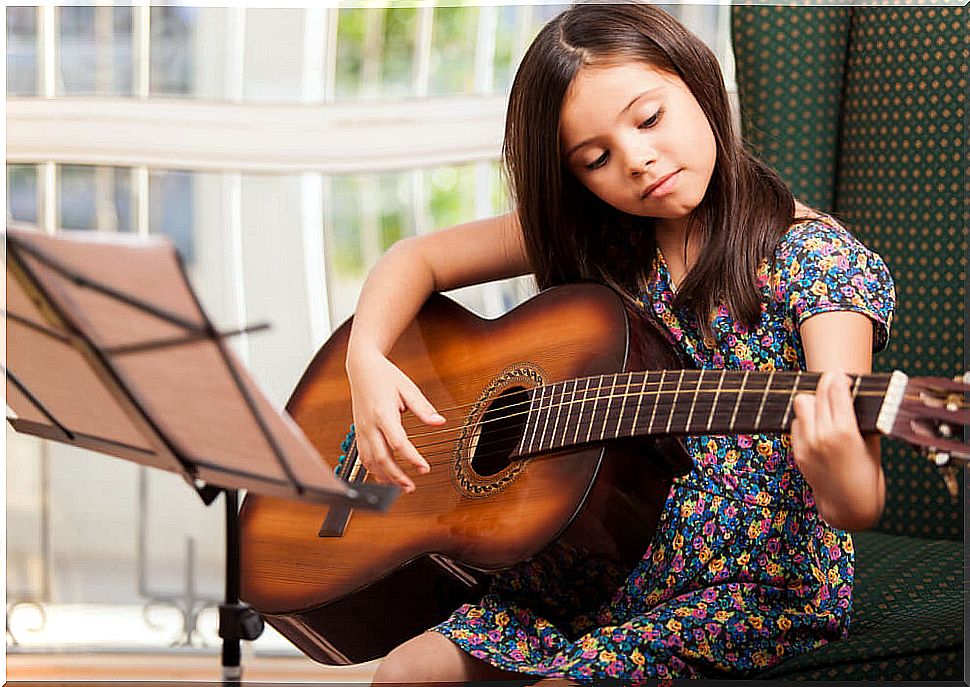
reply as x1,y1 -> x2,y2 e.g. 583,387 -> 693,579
503,2 -> 795,337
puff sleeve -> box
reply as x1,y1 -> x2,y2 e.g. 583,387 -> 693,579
775,219 -> 895,352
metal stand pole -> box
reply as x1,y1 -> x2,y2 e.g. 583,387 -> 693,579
218,489 -> 264,682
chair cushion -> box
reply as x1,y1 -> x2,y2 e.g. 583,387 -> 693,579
756,531 -> 963,680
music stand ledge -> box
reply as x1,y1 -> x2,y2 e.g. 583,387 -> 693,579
4,223 -> 397,680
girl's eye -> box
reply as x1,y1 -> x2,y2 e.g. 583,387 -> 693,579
638,108 -> 663,129
585,151 -> 609,171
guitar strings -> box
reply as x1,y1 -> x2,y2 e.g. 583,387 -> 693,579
403,372 -> 834,423
338,390 -> 970,484
363,390 -> 887,466
396,372 -> 898,432
339,386 -> 970,480
398,384 -> 970,465
401,385 -> 896,441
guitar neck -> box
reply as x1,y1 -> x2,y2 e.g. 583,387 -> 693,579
514,370 -> 898,457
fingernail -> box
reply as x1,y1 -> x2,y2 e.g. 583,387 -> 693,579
431,413 -> 445,422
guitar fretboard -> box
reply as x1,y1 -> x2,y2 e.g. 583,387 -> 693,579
514,370 -> 891,457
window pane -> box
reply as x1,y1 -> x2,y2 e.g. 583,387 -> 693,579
7,164 -> 39,224
238,174 -> 316,405
58,6 -> 133,96
7,7 -> 38,96
150,7 -> 232,100
489,159 -> 512,216
492,6 -> 518,95
381,7 -> 417,99
243,9 -> 304,102
429,6 -> 478,96
150,7 -> 193,95
334,8 -> 371,100
148,169 -> 243,330
58,165 -> 95,229
58,165 -> 131,232
325,170 -> 415,324
148,170 -> 195,261
426,162 -> 476,230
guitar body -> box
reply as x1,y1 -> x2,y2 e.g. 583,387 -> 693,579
239,283 -> 691,664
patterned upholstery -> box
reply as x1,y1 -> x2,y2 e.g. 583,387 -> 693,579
732,7 -> 850,212
732,5 -> 965,681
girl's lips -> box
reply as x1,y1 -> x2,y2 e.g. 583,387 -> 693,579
642,170 -> 681,199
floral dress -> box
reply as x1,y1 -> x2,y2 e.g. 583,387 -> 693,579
429,216 -> 895,680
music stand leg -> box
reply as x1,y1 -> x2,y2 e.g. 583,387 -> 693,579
218,489 -> 264,682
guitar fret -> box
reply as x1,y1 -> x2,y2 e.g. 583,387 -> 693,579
851,374 -> 862,401
648,370 -> 666,434
538,383 -> 556,452
755,370 -> 775,430
557,379 -> 577,450
548,381 -> 566,450
586,375 -> 604,444
685,369 -> 704,432
782,371 -> 802,428
574,377 -> 591,446
706,369 -> 725,432
730,370 -> 750,430
665,369 -> 685,434
601,373 -> 618,441
614,373 -> 630,438
631,371 -> 649,434
526,386 -> 545,455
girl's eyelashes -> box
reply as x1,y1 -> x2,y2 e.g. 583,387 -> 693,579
585,151 -> 609,171
580,108 -> 665,172
638,107 -> 664,129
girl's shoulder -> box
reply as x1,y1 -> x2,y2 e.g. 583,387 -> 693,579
769,206 -> 896,351
775,210 -> 866,262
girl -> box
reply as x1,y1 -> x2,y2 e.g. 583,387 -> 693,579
345,2 -> 894,682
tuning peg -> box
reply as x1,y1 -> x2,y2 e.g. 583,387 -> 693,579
941,465 -> 961,501
927,449 -> 950,467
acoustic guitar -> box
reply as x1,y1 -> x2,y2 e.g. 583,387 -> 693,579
238,282 -> 968,665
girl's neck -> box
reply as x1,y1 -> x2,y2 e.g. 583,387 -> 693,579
654,217 -> 697,289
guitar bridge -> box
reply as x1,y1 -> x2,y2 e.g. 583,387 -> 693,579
318,503 -> 352,537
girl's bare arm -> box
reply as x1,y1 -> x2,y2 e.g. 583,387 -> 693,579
791,311 -> 885,530
345,211 -> 531,492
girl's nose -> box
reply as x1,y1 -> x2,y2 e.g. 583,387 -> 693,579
625,142 -> 656,177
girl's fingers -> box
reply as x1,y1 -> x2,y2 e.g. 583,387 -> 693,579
813,371 -> 835,430
400,383 -> 446,426
792,392 -> 817,448
383,418 -> 431,474
360,424 -> 415,492
826,371 -> 857,432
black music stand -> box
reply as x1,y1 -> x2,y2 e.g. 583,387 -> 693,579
4,223 -> 396,681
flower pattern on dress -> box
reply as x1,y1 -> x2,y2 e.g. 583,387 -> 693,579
428,216 -> 895,681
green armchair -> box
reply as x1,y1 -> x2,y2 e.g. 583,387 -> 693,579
732,6 -> 965,680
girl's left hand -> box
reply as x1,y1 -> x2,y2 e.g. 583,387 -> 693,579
791,370 -> 884,529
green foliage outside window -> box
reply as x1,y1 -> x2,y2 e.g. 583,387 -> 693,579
429,6 -> 478,96
427,163 -> 476,231
381,7 -> 417,98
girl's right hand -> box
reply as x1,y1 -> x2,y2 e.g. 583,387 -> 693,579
346,350 -> 445,493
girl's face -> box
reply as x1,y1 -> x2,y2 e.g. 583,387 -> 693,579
559,61 -> 717,234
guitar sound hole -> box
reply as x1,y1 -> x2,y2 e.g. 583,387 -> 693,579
470,386 -> 530,476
